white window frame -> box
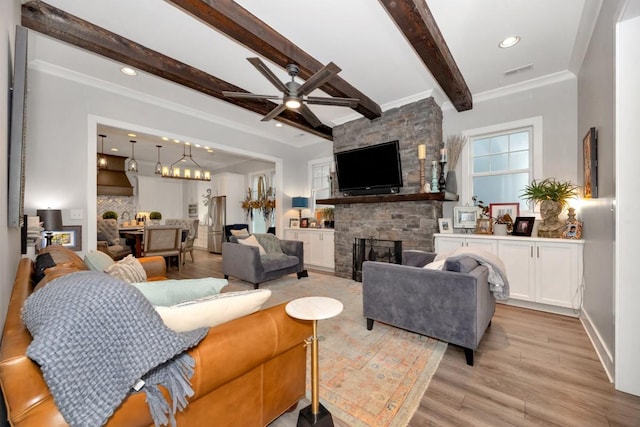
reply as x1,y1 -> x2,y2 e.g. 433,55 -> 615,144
459,116 -> 543,213
308,156 -> 334,214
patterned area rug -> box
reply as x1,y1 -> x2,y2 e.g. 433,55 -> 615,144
226,272 -> 447,427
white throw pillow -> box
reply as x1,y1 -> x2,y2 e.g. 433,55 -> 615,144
104,255 -> 147,283
230,228 -> 249,236
237,234 -> 267,256
423,259 -> 445,270
84,250 -> 115,272
155,289 -> 272,332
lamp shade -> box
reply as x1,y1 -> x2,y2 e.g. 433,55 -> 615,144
37,209 -> 63,231
291,197 -> 309,209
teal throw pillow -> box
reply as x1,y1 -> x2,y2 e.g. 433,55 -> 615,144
84,250 -> 116,272
130,277 -> 228,307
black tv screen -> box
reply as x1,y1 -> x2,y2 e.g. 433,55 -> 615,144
335,141 -> 403,195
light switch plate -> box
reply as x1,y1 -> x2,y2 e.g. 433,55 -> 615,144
70,209 -> 83,220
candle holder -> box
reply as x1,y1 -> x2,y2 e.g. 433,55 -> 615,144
419,159 -> 426,193
438,161 -> 447,192
431,161 -> 439,193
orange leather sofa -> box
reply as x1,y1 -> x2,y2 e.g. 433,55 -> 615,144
0,246 -> 311,426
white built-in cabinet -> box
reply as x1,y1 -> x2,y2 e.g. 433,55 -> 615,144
283,228 -> 335,271
434,233 -> 584,317
136,176 -> 184,219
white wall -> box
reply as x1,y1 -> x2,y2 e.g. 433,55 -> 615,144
577,0 -> 623,381
616,8 -> 640,396
1,1 -> 22,332
442,76 -> 579,211
23,62 -> 330,254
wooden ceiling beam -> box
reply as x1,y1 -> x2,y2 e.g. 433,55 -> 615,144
21,1 -> 332,140
166,0 -> 382,120
379,0 -> 472,112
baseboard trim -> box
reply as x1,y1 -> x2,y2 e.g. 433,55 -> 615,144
497,300 -> 579,317
580,308 -> 614,383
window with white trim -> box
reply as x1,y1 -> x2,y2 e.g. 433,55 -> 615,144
469,127 -> 532,213
309,158 -> 333,215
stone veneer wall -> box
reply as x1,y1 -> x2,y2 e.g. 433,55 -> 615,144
332,97 -> 443,278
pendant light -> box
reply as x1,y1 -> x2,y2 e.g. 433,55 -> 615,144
154,145 -> 163,175
97,134 -> 108,169
127,140 -> 138,172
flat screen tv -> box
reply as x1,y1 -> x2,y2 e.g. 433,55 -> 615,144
335,140 -> 403,196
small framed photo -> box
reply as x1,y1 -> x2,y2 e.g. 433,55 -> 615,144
289,218 -> 300,228
474,218 -> 492,234
562,221 -> 583,239
453,207 -> 480,229
41,225 -> 82,251
438,218 -> 453,234
512,217 -> 536,236
489,203 -> 519,223
309,219 -> 318,228
300,218 -> 309,228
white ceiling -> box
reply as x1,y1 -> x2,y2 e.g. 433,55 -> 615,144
26,0 -> 602,167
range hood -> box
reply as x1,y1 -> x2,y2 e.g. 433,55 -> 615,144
97,154 -> 134,196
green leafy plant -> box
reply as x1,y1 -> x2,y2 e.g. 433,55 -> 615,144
102,211 -> 118,220
322,207 -> 335,221
521,178 -> 579,207
149,211 -> 162,220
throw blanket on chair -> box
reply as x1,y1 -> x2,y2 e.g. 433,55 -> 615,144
22,271 -> 208,427
436,246 -> 510,301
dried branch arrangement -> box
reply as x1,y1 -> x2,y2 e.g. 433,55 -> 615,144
445,134 -> 466,169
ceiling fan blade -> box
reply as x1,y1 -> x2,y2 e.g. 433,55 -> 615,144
297,62 -> 341,96
306,96 -> 359,108
222,91 -> 280,100
298,104 -> 323,128
261,103 -> 288,122
247,57 -> 288,93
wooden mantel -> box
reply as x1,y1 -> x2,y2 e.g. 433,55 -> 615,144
317,192 -> 458,205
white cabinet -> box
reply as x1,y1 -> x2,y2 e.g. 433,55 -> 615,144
435,235 -> 498,255
212,172 -> 246,225
136,176 -> 184,219
283,228 -> 334,270
433,233 -> 584,316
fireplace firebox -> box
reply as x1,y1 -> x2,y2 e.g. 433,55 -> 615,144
352,238 -> 402,282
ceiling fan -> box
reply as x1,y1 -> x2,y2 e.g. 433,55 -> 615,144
222,57 -> 359,128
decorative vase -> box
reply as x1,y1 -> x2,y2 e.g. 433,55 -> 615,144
493,223 -> 508,236
445,171 -> 457,194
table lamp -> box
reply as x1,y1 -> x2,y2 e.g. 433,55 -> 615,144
37,209 -> 63,247
292,197 -> 309,220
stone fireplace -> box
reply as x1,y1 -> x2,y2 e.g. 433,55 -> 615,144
329,97 -> 445,279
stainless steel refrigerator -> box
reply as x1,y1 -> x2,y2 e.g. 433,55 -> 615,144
207,196 -> 226,253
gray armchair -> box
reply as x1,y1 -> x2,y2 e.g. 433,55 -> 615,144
362,250 -> 495,366
222,233 -> 307,289
96,217 -> 132,260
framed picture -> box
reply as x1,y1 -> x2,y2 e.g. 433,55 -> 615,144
438,218 -> 453,234
512,217 -> 536,236
489,203 -> 519,222
453,207 -> 480,229
474,218 -> 492,234
309,219 -> 318,228
300,218 -> 309,228
562,221 -> 583,239
583,127 -> 598,198
41,225 -> 82,251
289,218 -> 300,228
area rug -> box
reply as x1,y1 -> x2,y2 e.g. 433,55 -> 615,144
226,273 -> 447,427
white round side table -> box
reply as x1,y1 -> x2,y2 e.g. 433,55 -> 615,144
286,297 -> 343,427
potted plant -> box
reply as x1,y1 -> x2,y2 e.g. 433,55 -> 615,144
149,211 -> 162,225
102,211 -> 118,220
322,207 -> 335,228
521,178 -> 578,238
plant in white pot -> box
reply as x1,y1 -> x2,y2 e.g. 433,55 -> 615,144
521,179 -> 578,238
149,211 -> 162,225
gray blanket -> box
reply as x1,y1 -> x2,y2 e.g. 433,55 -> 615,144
22,271 -> 208,427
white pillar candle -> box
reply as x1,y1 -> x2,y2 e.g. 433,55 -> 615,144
418,144 -> 426,160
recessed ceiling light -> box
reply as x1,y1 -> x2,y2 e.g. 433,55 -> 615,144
195,144 -> 201,148
111,148 -> 119,152
127,133 -> 137,137
275,123 -> 283,127
185,142 -> 191,146
120,67 -> 138,76
207,149 -> 213,153
499,36 -> 520,48
174,139 -> 180,143
162,137 -> 169,141
204,146 -> 210,150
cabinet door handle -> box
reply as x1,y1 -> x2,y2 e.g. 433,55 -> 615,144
531,246 -> 533,258
537,247 -> 540,258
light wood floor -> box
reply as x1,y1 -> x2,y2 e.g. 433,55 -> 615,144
171,249 -> 640,426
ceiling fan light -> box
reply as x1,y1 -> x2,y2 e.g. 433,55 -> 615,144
285,97 -> 301,109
